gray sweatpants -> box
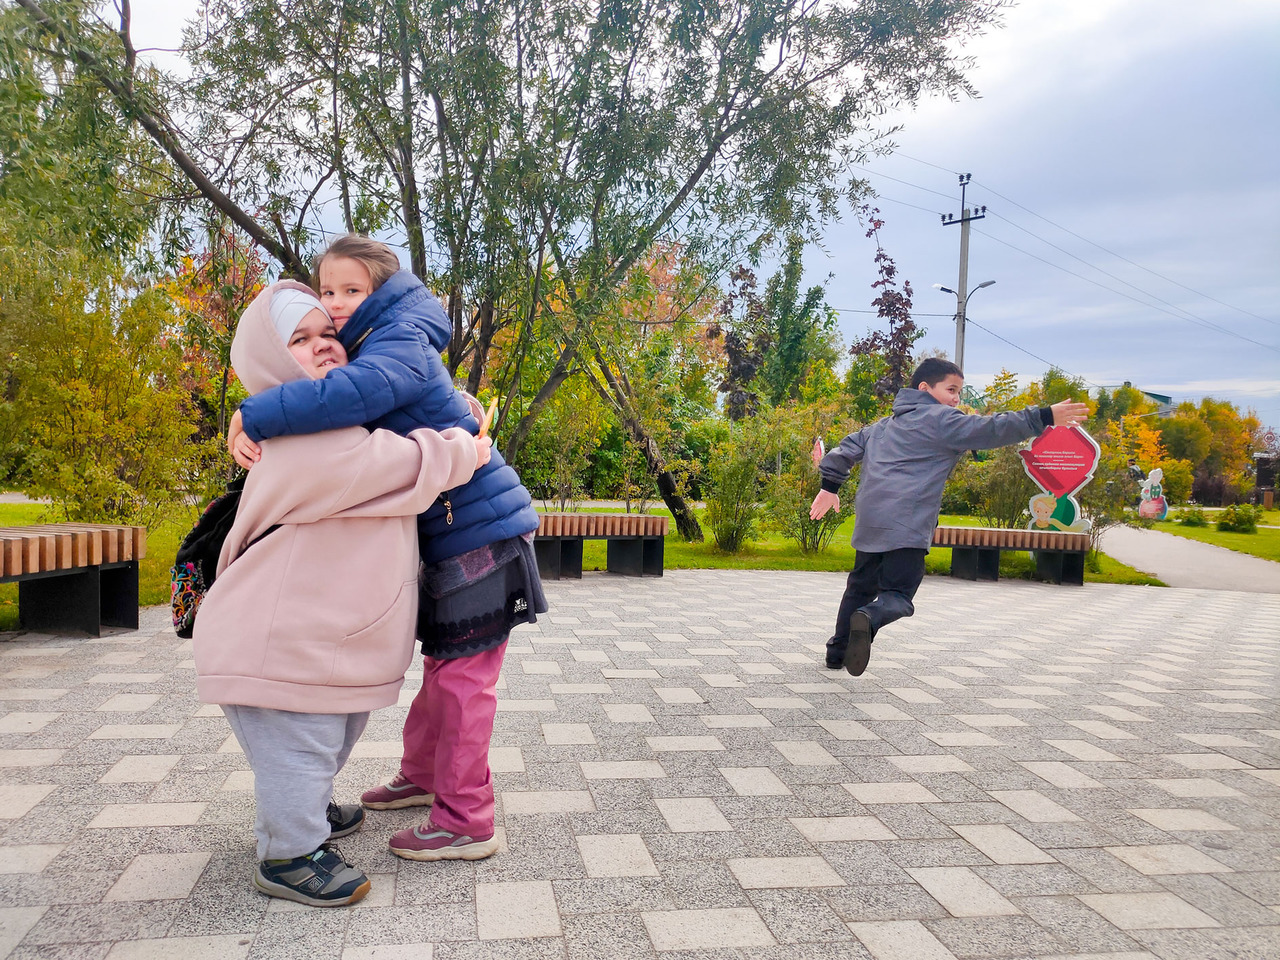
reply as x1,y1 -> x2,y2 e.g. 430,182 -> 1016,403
221,704 -> 369,861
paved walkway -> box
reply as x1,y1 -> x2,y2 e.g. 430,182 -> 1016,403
1100,526 -> 1280,593
1,571 -> 1279,959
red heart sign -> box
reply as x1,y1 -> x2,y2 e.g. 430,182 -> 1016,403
1018,425 -> 1101,498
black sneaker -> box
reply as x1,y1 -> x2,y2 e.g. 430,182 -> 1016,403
327,801 -> 364,839
844,611 -> 874,677
253,845 -> 371,907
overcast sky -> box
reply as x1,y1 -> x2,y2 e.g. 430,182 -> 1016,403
811,0 -> 1280,429
130,0 -> 1280,428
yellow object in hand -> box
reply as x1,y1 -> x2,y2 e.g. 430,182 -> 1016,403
479,398 -> 499,438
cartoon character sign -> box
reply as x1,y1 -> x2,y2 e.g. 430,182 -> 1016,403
1018,425 -> 1100,533
1138,467 -> 1168,520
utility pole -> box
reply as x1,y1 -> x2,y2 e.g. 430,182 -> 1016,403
941,174 -> 986,371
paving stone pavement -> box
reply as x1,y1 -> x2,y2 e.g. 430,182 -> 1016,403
1,570 -> 1279,960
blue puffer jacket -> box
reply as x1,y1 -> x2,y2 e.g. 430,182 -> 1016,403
238,270 -> 538,563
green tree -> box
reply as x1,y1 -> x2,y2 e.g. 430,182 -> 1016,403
0,2 -> 164,260
1157,414 -> 1213,465
1018,367 -> 1091,407
704,417 -> 775,553
12,0 -> 1006,527
764,402 -> 857,552
757,235 -> 839,407
1093,384 -> 1155,423
981,368 -> 1021,412
0,251 -> 212,525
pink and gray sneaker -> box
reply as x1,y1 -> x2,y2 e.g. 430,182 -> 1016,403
388,819 -> 499,862
360,771 -> 435,810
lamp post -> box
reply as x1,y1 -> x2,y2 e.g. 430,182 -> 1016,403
932,279 -> 995,372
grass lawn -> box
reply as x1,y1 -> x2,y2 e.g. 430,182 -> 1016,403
1151,519 -> 1280,563
0,501 -> 1167,632
573,509 -> 1164,586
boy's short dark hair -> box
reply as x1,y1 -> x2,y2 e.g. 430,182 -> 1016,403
910,358 -> 963,389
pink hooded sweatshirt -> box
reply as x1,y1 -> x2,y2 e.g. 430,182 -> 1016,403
192,280 -> 479,713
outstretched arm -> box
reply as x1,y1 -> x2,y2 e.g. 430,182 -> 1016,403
938,400 -> 1088,452
809,428 -> 867,519
1048,399 -> 1089,427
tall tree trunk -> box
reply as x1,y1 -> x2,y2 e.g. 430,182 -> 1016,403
466,295 -> 497,395
445,284 -> 465,375
395,2 -> 426,279
502,342 -> 575,463
621,414 -> 702,542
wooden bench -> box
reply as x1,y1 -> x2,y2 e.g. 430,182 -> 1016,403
932,526 -> 1089,586
534,513 -> 669,580
0,524 -> 147,635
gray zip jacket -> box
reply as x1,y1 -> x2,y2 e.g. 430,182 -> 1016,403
820,389 -> 1052,552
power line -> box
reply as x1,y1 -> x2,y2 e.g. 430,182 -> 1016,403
984,210 -> 1275,346
963,315 -> 1102,389
859,193 -> 945,218
832,308 -> 955,317
972,178 -> 1279,329
973,227 -> 1280,355
865,156 -> 1279,338
851,164 -> 954,202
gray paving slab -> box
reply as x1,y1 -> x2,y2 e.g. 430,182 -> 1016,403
1,570 -> 1278,960
1100,526 -> 1280,593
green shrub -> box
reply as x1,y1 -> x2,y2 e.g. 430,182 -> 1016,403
941,455 -> 985,516
975,446 -> 1038,529
1175,503 -> 1209,527
1217,503 -> 1262,534
765,458 -> 855,553
704,422 -> 770,553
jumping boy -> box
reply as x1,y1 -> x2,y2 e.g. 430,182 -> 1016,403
809,358 -> 1089,677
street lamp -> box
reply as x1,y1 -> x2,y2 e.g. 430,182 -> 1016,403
932,279 -> 995,372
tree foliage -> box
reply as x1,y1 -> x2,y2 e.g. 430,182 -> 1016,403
848,205 -> 923,407
0,251 -> 213,525
10,0 -> 1007,526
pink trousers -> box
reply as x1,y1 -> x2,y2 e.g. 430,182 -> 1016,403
399,641 -> 507,836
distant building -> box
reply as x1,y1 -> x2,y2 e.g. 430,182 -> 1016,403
1121,381 -> 1175,417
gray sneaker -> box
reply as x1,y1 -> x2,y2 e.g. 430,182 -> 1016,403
253,845 -> 370,907
326,801 -> 364,839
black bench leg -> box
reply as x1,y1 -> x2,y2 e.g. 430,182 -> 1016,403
951,546 -> 1000,581
642,537 -> 664,577
535,538 -> 563,580
950,547 -> 977,580
607,539 -> 644,576
560,538 -> 583,579
100,563 -> 139,629
1034,550 -> 1065,584
1061,551 -> 1085,586
19,570 -> 102,636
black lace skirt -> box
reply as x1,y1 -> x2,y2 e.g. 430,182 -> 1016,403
416,535 -> 548,661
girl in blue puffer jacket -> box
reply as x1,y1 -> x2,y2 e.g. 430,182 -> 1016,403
228,234 -> 546,863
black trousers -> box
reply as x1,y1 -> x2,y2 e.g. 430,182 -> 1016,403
826,548 -> 928,660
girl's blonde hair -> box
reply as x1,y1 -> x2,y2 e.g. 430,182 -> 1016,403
313,234 -> 401,292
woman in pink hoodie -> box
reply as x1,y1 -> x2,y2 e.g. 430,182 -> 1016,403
192,280 -> 488,907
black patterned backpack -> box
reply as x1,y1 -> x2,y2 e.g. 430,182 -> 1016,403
170,475 -> 277,638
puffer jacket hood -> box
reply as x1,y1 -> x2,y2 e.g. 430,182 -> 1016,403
890,387 -> 937,417
342,270 -> 451,354
230,280 -> 323,395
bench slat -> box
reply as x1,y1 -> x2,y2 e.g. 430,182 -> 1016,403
932,525 -> 1088,552
0,523 -> 147,572
537,512 -> 669,539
